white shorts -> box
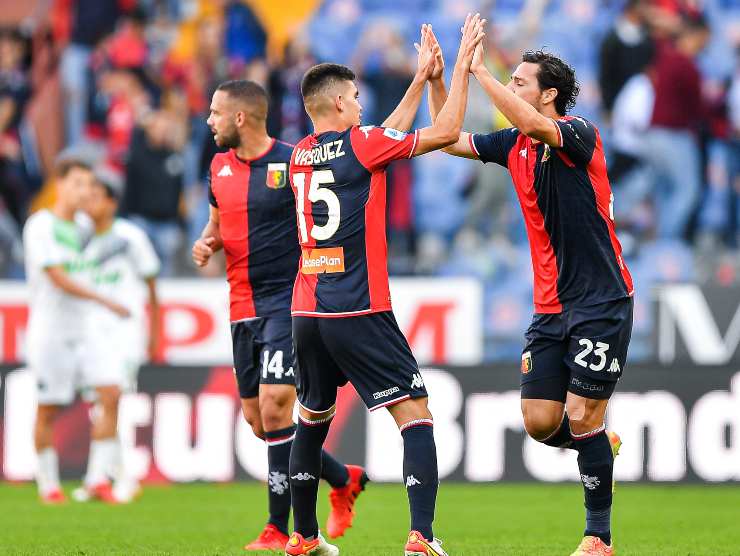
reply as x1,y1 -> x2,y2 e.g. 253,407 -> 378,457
27,329 -> 136,406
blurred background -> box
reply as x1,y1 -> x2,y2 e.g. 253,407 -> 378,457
0,0 -> 739,486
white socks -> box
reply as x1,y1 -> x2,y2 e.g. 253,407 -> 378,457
36,447 -> 61,496
84,438 -> 118,488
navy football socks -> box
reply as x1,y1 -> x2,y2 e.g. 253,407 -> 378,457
289,419 -> 332,539
572,427 -> 613,546
320,449 -> 349,488
401,420 -> 438,540
264,425 -> 296,535
542,413 -> 575,450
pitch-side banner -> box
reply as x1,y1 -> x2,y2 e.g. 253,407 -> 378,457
2,364 -> 738,483
0,277 -> 482,365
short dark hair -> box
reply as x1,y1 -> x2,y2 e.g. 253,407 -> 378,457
522,50 -> 580,116
301,63 -> 356,100
216,79 -> 268,115
55,158 -> 91,178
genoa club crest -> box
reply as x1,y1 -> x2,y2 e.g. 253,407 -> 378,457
266,163 -> 287,189
521,351 -> 533,374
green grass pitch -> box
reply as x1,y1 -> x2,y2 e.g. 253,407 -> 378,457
1,482 -> 739,555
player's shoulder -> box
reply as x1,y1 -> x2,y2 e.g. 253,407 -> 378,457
557,115 -> 598,132
209,150 -> 232,173
271,139 -> 295,161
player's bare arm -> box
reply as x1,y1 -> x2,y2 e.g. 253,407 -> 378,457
192,205 -> 223,267
425,27 -> 480,160
146,276 -> 161,361
380,24 -> 439,131
470,42 -> 560,146
414,13 -> 485,156
45,266 -> 130,318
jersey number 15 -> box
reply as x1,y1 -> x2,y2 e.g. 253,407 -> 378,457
294,170 -> 340,243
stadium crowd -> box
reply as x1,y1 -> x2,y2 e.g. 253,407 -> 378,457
1,0 -> 740,360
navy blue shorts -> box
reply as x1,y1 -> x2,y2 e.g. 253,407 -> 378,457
231,316 -> 295,399
520,297 -> 633,402
292,311 -> 428,412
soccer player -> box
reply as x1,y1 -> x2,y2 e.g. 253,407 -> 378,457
72,165 -> 161,504
192,80 -> 365,551
23,153 -> 131,504
426,32 -> 633,556
285,15 -> 485,556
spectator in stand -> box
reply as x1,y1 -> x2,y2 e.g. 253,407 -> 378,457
351,21 -> 418,269
121,108 -> 186,276
643,14 -> 710,240
59,0 -> 123,145
0,28 -> 32,225
267,32 -> 314,145
598,0 -> 655,117
727,49 -> 740,248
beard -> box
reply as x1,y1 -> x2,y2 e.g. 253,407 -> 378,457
215,127 -> 240,149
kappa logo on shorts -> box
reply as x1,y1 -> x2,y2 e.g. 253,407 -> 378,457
608,358 -> 621,374
411,373 -> 425,389
373,386 -> 400,400
521,351 -> 533,374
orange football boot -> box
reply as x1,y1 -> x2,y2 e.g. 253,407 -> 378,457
244,523 -> 289,551
285,532 -> 338,555
570,535 -> 614,556
326,465 -> 368,538
404,530 -> 448,556
40,488 -> 67,505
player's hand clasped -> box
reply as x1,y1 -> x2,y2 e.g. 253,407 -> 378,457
192,236 -> 218,267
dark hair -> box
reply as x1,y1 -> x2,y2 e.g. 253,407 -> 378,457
301,63 -> 356,100
216,80 -> 268,113
55,158 -> 91,178
522,50 -> 579,115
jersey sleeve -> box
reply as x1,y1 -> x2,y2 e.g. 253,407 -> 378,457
207,170 -> 217,208
470,129 -> 519,167
351,126 -> 419,171
129,224 -> 161,279
554,117 -> 597,165
23,216 -> 72,270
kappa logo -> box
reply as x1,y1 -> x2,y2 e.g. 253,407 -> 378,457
373,386 -> 400,400
405,475 -> 421,487
519,148 -> 527,158
268,471 -> 289,495
581,474 -> 600,490
291,472 -> 316,481
411,373 -> 425,389
608,358 -> 621,374
217,164 -> 233,177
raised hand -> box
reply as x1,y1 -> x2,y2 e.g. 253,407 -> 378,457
470,41 -> 485,75
427,25 -> 445,80
414,24 -> 437,81
457,13 -> 486,70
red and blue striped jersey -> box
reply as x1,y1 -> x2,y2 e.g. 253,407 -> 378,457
289,125 -> 418,317
208,139 -> 300,321
471,116 -> 634,313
